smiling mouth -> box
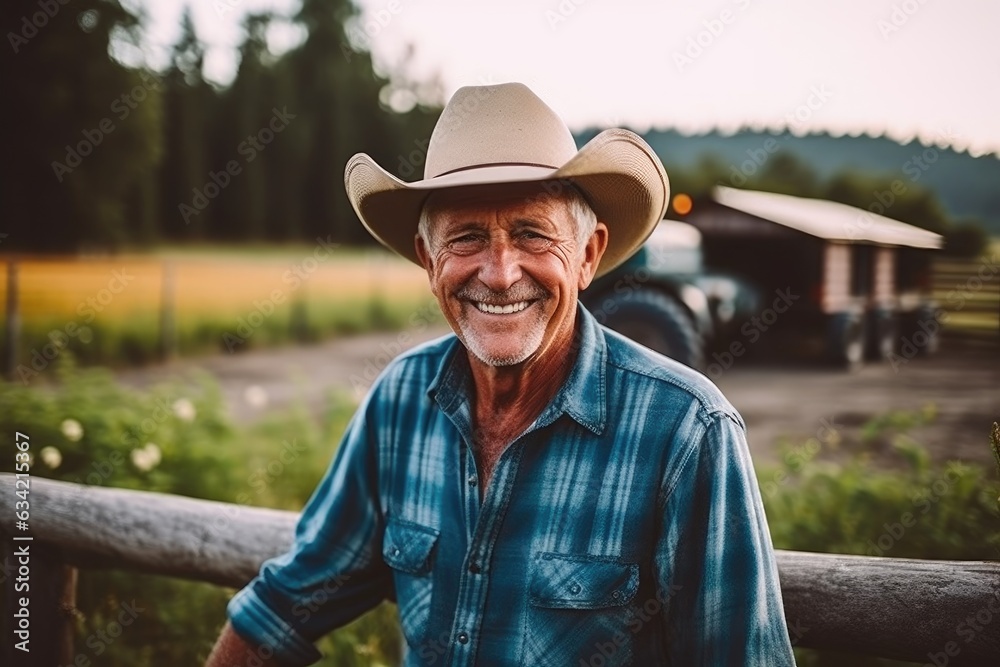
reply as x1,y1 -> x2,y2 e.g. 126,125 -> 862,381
473,300 -> 533,315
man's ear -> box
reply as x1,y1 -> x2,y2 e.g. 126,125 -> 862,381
415,233 -> 435,282
578,222 -> 609,290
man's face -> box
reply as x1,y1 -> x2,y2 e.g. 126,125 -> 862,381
415,183 -> 607,368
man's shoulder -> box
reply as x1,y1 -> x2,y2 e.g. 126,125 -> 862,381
600,326 -> 744,430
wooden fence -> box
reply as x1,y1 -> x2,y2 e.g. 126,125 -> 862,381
932,253 -> 1000,342
2,474 -> 999,665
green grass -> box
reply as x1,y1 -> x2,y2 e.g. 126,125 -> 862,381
759,409 -> 1000,667
13,294 -> 442,374
0,356 -> 403,666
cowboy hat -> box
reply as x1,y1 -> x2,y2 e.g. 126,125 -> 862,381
344,82 -> 669,277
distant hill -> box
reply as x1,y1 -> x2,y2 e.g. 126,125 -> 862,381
574,128 -> 1000,235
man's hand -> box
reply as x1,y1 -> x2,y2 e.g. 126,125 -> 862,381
205,622 -> 282,667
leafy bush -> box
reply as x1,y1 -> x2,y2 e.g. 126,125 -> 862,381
758,410 -> 1000,666
942,220 -> 990,258
0,356 -> 400,666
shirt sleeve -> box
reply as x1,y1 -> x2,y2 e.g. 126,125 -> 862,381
654,411 -> 796,666
226,395 -> 391,666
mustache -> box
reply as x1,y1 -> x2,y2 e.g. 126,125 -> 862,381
455,280 -> 548,305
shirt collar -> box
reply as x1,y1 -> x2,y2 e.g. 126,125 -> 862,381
427,302 -> 607,437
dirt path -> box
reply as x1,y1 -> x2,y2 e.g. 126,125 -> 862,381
115,331 -> 999,467
713,344 -> 998,465
114,323 -> 454,419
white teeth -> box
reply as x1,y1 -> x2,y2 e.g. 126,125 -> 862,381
475,301 -> 530,314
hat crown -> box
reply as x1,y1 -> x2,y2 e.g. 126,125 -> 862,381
424,83 -> 579,180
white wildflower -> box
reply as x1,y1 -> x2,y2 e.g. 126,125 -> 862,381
61,419 -> 83,442
172,398 -> 196,422
131,448 -> 151,471
131,442 -> 162,472
244,385 -> 269,409
144,442 -> 162,468
40,446 -> 62,469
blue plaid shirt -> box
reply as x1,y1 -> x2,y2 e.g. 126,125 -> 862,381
228,305 -> 795,666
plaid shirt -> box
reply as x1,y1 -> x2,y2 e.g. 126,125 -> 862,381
228,305 -> 795,666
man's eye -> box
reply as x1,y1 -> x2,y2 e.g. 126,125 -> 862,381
448,235 -> 486,253
517,232 -> 552,252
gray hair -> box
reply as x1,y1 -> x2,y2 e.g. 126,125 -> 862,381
417,182 -> 598,254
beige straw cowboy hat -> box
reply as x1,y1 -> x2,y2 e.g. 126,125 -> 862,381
344,82 -> 670,277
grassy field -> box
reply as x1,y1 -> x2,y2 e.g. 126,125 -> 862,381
2,238 -> 994,373
1,247 -> 441,369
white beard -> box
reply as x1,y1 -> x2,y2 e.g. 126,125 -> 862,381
457,308 -> 548,367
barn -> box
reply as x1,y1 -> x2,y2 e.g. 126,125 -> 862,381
685,186 -> 943,365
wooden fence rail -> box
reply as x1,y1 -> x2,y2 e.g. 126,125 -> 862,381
2,474 -> 999,665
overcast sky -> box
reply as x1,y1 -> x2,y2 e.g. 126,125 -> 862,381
134,0 -> 1000,156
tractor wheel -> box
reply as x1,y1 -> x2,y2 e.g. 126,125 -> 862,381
601,289 -> 704,370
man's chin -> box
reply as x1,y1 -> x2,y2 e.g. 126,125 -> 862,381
467,344 -> 535,367
455,311 -> 549,368
461,333 -> 542,368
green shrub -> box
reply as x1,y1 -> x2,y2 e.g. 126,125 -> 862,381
0,356 -> 401,666
758,410 -> 1000,666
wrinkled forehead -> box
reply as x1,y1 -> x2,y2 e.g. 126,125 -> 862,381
423,181 -> 572,225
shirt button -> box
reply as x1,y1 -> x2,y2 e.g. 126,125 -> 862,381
469,562 -> 481,574
391,547 -> 400,557
569,583 -> 582,594
457,631 -> 469,645
467,475 -> 477,486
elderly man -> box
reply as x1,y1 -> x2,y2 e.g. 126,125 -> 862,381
207,83 -> 795,666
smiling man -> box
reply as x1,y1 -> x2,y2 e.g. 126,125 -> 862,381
206,83 -> 795,666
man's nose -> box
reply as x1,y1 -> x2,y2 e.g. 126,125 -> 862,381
477,240 -> 523,292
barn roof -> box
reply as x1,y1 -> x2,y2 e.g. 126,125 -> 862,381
712,186 -> 943,249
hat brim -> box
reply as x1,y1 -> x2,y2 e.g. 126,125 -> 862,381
344,129 -> 669,278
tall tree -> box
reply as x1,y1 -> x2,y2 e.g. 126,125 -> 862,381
825,172 -> 950,232
285,0 -> 404,243
2,0 -> 162,251
265,55 -> 304,241
217,13 -> 274,241
754,151 -> 822,198
160,7 -> 213,240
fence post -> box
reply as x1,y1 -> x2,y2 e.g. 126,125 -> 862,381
290,285 -> 309,342
3,259 -> 20,380
159,260 -> 176,361
56,565 -> 78,666
2,537 -> 77,666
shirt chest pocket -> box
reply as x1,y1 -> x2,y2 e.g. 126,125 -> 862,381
523,552 -> 640,667
382,517 -> 439,648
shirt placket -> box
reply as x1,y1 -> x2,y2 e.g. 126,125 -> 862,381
462,444 -> 479,543
445,436 -> 526,666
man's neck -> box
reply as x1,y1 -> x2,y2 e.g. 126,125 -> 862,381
463,315 -> 580,491
468,316 -> 578,435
